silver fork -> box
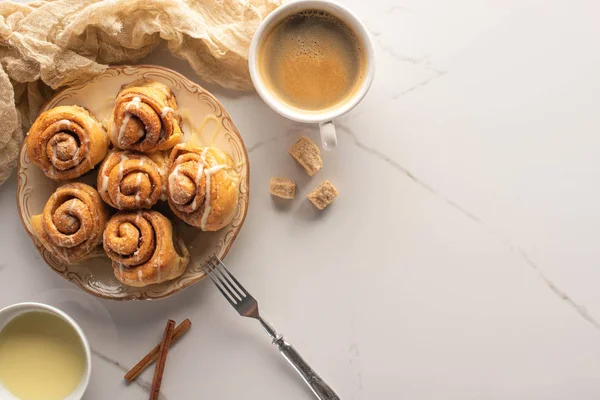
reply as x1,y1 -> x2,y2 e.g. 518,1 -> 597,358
203,256 -> 341,400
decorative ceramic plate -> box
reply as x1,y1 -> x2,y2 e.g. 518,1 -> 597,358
17,65 -> 249,300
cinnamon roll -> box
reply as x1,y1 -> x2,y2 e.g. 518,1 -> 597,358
103,210 -> 190,287
108,79 -> 184,153
26,106 -> 109,180
97,150 -> 168,210
166,144 -> 239,231
30,183 -> 109,263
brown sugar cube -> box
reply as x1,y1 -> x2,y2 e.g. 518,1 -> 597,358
289,136 -> 322,176
307,180 -> 338,210
270,177 -> 296,199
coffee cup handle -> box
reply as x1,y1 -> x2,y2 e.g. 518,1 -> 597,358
319,121 -> 337,150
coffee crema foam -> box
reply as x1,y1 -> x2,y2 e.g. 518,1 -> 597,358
258,10 -> 366,112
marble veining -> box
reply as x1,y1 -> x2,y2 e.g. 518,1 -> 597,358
247,129 -> 297,153
4,0 -> 600,399
391,70 -> 448,100
91,348 -> 168,400
348,341 -> 363,394
513,248 -> 600,331
339,123 -> 600,331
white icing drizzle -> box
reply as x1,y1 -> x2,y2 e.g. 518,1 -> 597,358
133,213 -> 142,263
99,159 -> 109,195
68,199 -> 76,214
118,263 -> 124,280
168,165 -> 181,194
132,249 -> 140,263
158,86 -> 171,97
116,164 -> 124,207
190,155 -> 206,210
200,164 -> 227,230
68,189 -> 79,215
134,172 -> 143,206
136,159 -> 146,204
58,120 -> 71,130
100,175 -> 109,195
131,97 -> 141,108
117,113 -> 132,146
200,147 -> 209,162
114,153 -> 129,207
117,97 -> 142,146
161,107 -> 174,119
137,269 -> 144,284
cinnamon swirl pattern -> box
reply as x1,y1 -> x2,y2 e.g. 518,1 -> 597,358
103,210 -> 190,287
108,79 -> 183,153
30,183 -> 109,263
166,144 -> 240,231
97,150 -> 167,210
26,106 -> 109,180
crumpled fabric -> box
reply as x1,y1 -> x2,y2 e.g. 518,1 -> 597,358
0,0 -> 280,185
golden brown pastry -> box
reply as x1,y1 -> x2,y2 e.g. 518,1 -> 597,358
108,79 -> 183,152
97,149 -> 168,210
26,105 -> 109,180
103,210 -> 190,287
166,144 -> 239,231
30,183 -> 109,263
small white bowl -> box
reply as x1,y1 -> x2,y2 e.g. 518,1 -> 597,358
0,302 -> 92,400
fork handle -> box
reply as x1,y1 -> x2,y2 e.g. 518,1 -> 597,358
258,316 -> 340,399
275,337 -> 341,400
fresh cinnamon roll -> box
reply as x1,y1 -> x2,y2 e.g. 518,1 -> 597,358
103,210 -> 190,287
30,183 -> 109,264
26,106 -> 109,180
166,144 -> 240,231
108,79 -> 184,153
97,150 -> 168,210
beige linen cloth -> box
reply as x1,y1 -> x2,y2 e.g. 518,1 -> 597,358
0,0 -> 280,185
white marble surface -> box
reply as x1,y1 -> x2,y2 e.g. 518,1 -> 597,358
3,0 -> 600,398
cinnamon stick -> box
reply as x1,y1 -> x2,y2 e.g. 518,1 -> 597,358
125,319 -> 191,383
149,320 -> 175,400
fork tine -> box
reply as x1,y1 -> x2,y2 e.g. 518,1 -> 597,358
213,256 -> 248,297
209,258 -> 244,301
208,273 -> 238,307
203,259 -> 239,306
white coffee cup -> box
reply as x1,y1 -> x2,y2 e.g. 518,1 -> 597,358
249,0 -> 375,150
0,302 -> 92,400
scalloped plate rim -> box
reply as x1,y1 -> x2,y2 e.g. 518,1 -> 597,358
16,64 -> 250,301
